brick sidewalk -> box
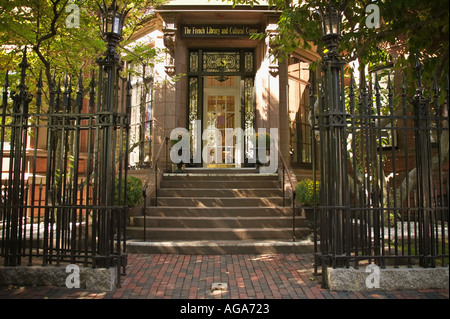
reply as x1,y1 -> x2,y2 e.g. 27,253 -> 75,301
0,253 -> 448,300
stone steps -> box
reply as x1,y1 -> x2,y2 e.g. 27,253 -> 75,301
157,188 -> 283,197
156,196 -> 285,207
141,207 -> 293,217
159,180 -> 280,189
131,215 -> 302,228
126,240 -> 314,254
126,170 -> 311,254
127,227 -> 307,241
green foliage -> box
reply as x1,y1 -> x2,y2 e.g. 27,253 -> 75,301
0,0 -> 166,100
231,0 -> 449,88
295,179 -> 320,206
115,175 -> 144,207
122,42 -> 159,74
390,240 -> 449,266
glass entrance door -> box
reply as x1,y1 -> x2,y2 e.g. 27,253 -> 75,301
188,49 -> 255,168
203,76 -> 241,167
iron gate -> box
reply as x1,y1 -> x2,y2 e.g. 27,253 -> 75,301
0,49 -> 131,279
311,55 -> 449,283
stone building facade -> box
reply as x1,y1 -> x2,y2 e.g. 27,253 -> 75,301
127,0 -> 320,178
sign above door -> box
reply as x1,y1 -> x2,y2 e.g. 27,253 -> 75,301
181,24 -> 260,38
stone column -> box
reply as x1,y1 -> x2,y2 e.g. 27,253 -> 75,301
257,16 -> 280,132
152,14 -> 179,170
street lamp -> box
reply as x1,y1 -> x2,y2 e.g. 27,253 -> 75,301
319,2 -> 342,54
99,0 -> 130,48
316,0 -> 348,274
95,0 -> 131,271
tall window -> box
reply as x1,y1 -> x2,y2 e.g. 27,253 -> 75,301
128,63 -> 153,168
288,56 -> 314,167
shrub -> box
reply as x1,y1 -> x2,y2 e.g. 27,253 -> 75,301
295,179 -> 320,207
114,176 -> 144,207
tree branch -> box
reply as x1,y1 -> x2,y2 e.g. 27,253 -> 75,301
32,0 -> 69,84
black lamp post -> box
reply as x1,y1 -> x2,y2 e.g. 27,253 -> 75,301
316,1 -> 348,274
96,0 -> 130,270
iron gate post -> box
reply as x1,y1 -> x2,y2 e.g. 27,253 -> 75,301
318,2 -> 349,271
411,58 -> 433,268
320,53 -> 348,269
96,45 -> 121,269
95,0 -> 130,269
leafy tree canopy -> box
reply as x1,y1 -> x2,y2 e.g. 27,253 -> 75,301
0,0 -> 164,96
232,0 -> 449,87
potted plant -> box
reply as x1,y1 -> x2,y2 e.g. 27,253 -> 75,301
295,179 -> 320,229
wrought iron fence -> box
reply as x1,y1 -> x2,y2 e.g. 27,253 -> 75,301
312,59 -> 449,283
0,49 -> 130,281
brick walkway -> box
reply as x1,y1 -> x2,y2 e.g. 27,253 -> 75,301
0,253 -> 448,300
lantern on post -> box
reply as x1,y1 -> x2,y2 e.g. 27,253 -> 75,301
319,1 -> 342,54
99,0 -> 130,48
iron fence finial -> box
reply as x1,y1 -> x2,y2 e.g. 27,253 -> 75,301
415,53 -> 423,94
76,70 -> 84,113
18,48 -> 29,92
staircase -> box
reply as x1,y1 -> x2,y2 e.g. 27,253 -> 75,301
126,169 -> 313,254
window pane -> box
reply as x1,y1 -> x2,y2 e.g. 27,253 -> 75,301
189,77 -> 199,158
288,56 -> 313,165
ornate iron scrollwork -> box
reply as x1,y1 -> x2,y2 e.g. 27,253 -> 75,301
203,52 -> 240,73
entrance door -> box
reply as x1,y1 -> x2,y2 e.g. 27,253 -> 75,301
203,76 -> 241,167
